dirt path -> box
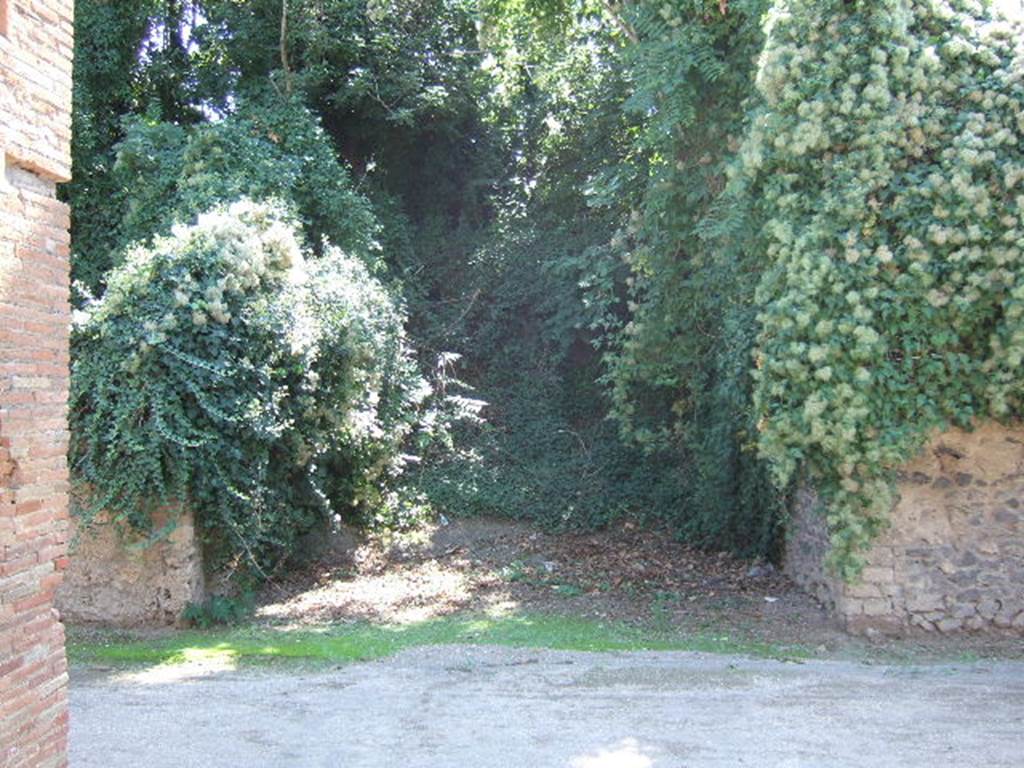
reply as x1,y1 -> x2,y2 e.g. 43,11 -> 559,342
254,518 -> 1023,659
70,646 -> 1024,767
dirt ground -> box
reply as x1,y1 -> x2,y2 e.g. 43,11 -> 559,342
69,645 -> 1024,767
68,517 -> 1024,767
255,517 -> 1024,660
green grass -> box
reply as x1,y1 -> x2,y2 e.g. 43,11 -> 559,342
67,613 -> 812,669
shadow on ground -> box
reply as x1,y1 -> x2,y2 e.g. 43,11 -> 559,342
250,517 -> 1024,661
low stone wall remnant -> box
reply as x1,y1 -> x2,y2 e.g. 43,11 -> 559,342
786,422 -> 1024,635
56,509 -> 205,627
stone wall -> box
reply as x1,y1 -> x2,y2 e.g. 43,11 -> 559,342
56,509 -> 206,627
786,422 -> 1024,635
0,1 -> 74,766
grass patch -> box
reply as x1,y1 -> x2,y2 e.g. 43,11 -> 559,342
66,613 -> 811,670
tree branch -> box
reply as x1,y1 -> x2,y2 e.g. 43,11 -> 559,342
280,0 -> 293,95
601,0 -> 639,44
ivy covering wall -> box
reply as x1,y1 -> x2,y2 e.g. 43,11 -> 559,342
737,0 -> 1024,574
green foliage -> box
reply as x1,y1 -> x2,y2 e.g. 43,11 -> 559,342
70,201 -> 434,569
75,95 -> 378,294
65,0 -> 486,574
198,0 -> 498,232
402,126 -> 692,536
596,0 -> 783,555
401,0 -> 780,554
64,0 -> 161,292
734,0 -> 1024,575
208,0 -> 483,121
70,0 -> 1024,578
65,0 -> 241,290
182,593 -> 255,628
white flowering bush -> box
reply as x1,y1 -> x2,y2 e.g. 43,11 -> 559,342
70,200 -> 432,568
731,0 -> 1024,575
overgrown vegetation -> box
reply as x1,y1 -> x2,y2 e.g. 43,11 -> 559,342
66,0 -> 1024,579
739,0 -> 1024,575
71,201 -> 446,569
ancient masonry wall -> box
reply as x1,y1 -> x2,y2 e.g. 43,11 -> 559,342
0,1 -> 75,766
787,423 -> 1024,635
57,509 -> 206,627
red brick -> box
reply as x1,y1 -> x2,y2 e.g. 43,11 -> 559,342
13,499 -> 44,515
13,589 -> 55,614
0,2 -> 73,763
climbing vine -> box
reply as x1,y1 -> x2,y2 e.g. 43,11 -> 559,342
735,0 -> 1024,575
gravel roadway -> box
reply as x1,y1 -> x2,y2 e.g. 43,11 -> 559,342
69,645 -> 1024,767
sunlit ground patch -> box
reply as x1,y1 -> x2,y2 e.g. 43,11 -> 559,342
570,738 -> 656,768
108,644 -> 240,685
67,613 -> 811,679
256,560 -> 493,625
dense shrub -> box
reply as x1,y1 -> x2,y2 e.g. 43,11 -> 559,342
70,201 -> 433,568
405,0 -> 780,555
734,0 -> 1024,575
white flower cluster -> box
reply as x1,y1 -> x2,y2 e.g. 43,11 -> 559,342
82,200 -> 314,381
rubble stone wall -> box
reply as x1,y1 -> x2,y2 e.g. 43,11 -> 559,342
56,509 -> 206,627
787,422 -> 1024,635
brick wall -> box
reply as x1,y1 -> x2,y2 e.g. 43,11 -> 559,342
1,1 -> 74,766
787,423 -> 1024,636
0,1 -> 73,180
